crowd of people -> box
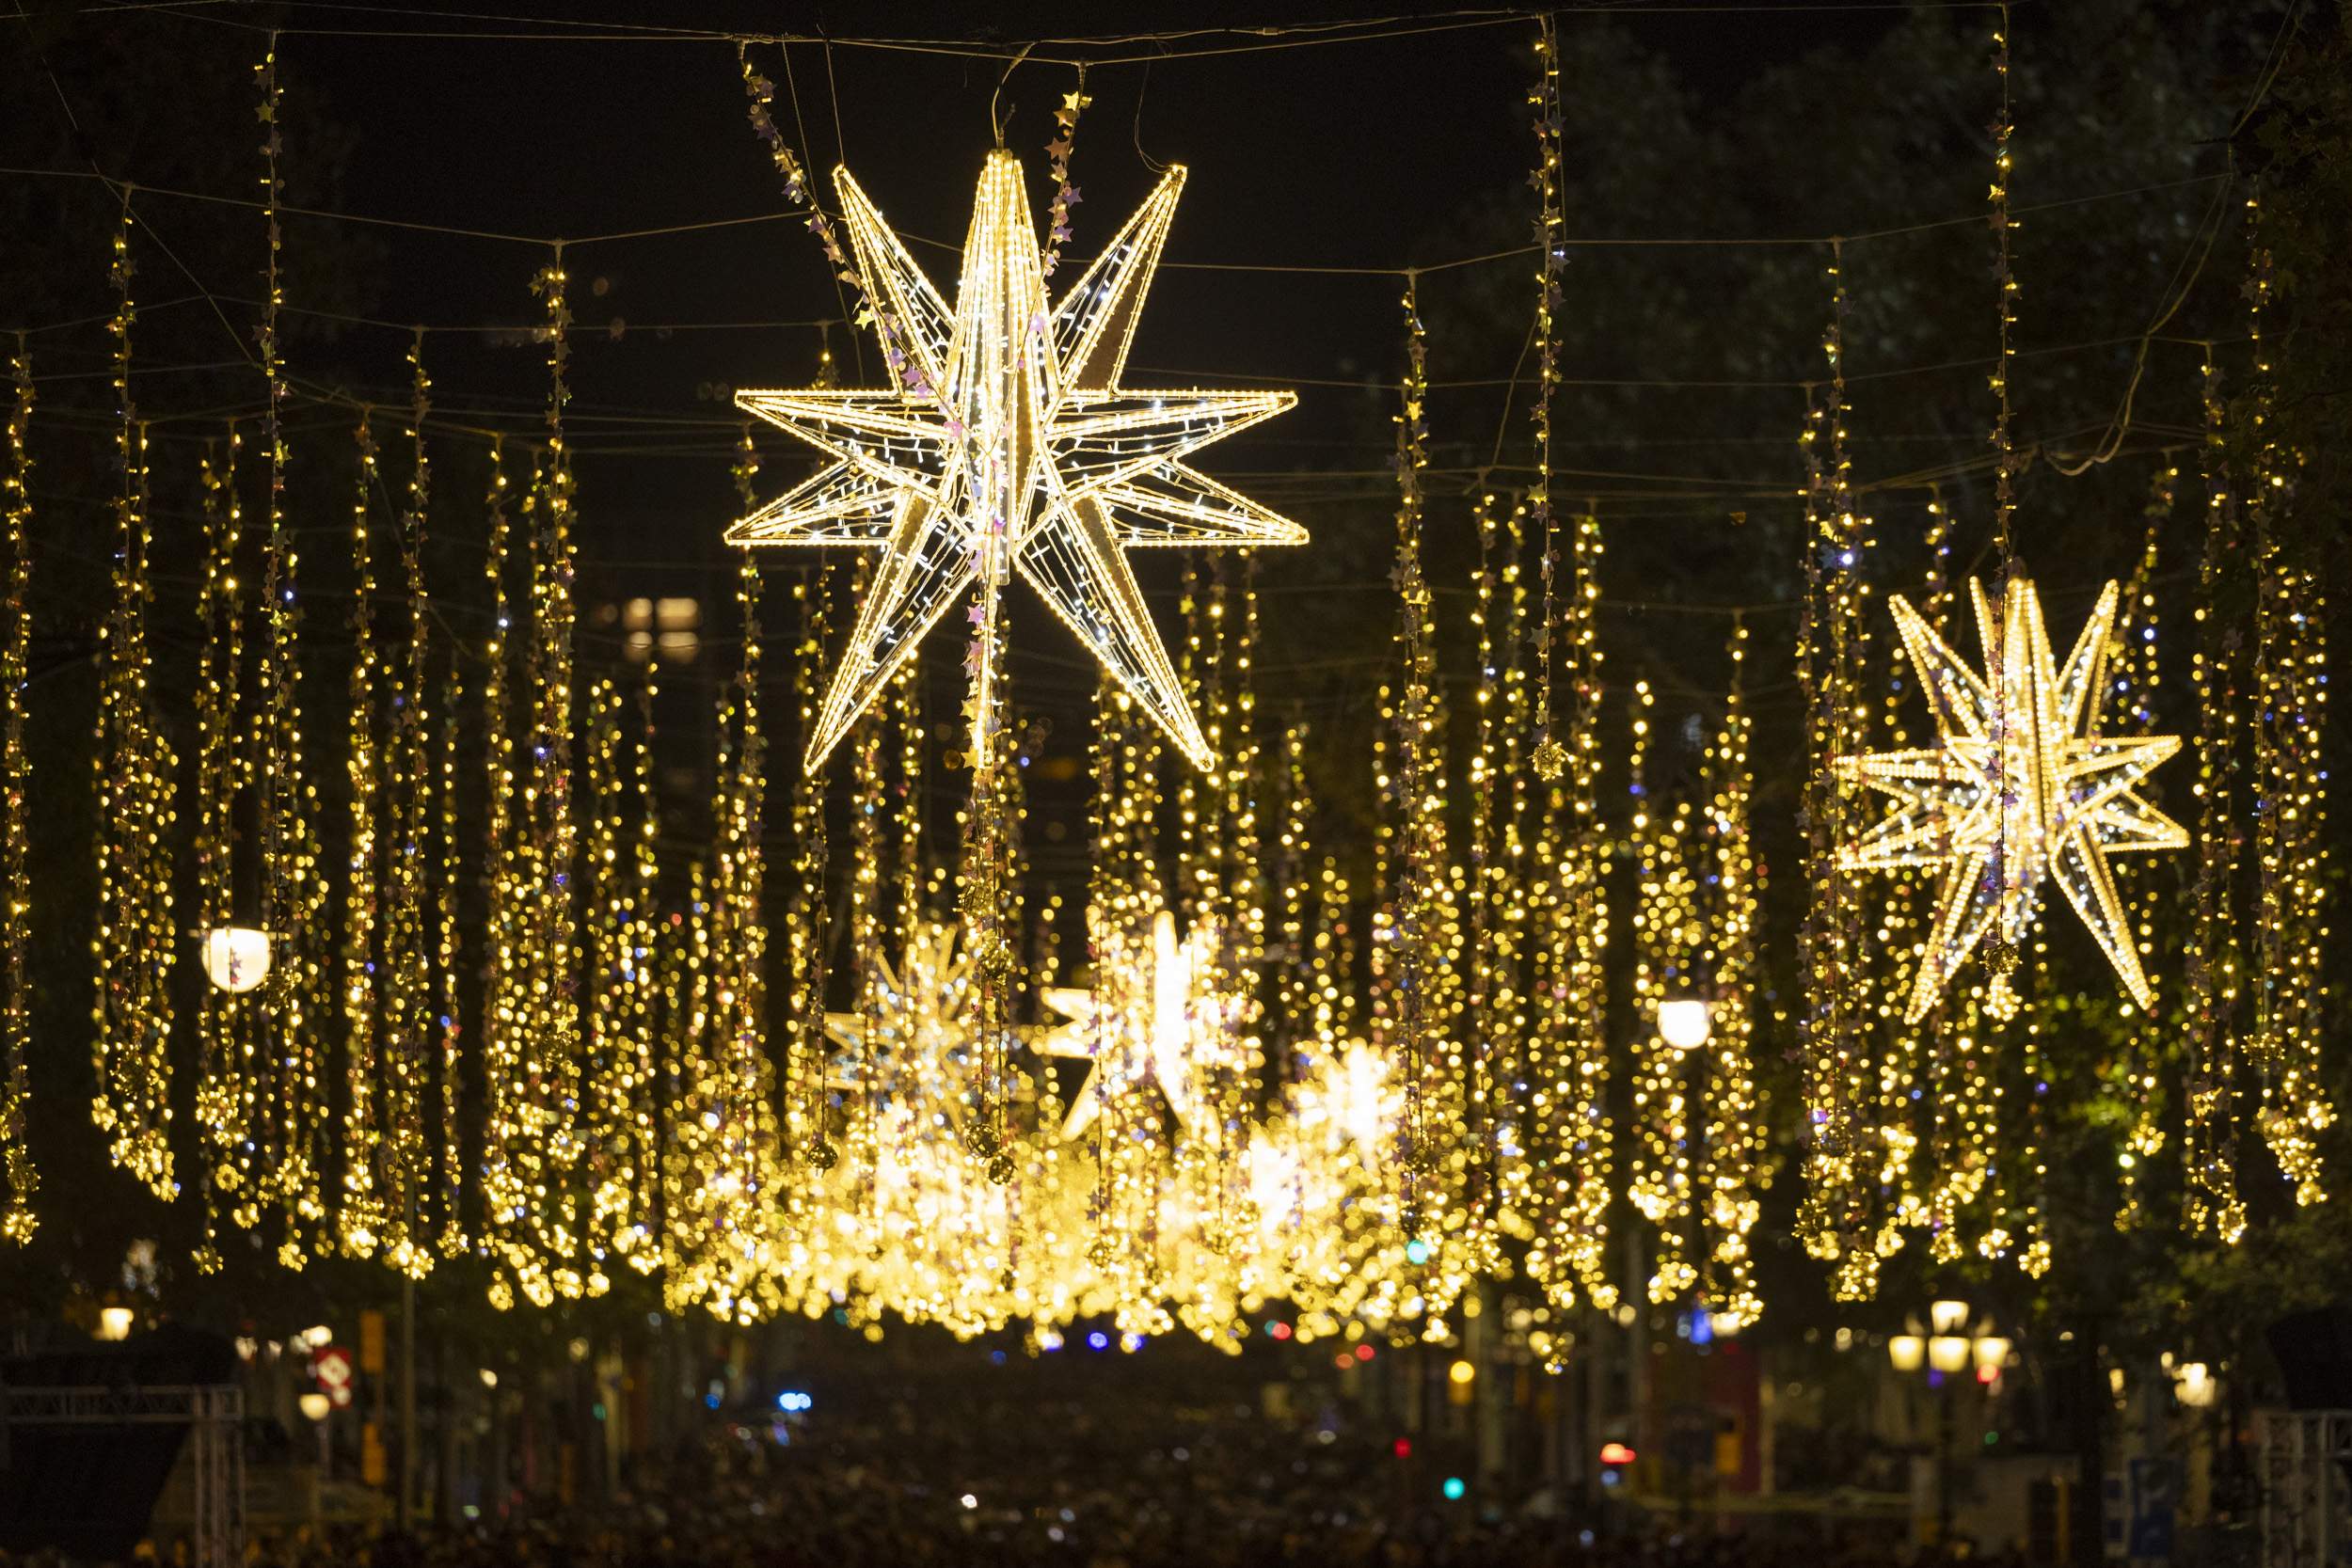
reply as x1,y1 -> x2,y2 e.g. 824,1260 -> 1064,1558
172,1368 -> 2007,1568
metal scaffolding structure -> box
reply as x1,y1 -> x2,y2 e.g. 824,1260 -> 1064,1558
2259,1408 -> 2352,1568
0,1380 -> 245,1568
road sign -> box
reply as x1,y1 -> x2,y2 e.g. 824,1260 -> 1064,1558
312,1345 -> 355,1409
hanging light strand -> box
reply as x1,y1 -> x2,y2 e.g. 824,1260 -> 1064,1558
1793,240 -> 1877,1296
1385,273 -> 1442,1241
0,340 -> 35,1243
339,409 -> 386,1257
1701,617 -> 1763,1327
527,247 -> 590,1299
2108,465 -> 2171,1231
253,32 -> 327,1259
479,440 -> 529,1307
379,332 -> 437,1277
192,426 -> 251,1266
1527,16 -> 1567,780
2241,191 -> 2333,1206
2185,345 -> 2248,1243
434,655 -> 468,1259
91,191 -> 179,1201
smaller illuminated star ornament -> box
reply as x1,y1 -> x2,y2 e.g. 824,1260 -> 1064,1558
823,923 -> 984,1128
729,153 -> 1306,774
1836,575 -> 2187,1021
1035,908 -> 1232,1140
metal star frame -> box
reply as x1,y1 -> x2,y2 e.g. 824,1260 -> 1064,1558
1836,576 -> 2187,1021
728,152 -> 1307,773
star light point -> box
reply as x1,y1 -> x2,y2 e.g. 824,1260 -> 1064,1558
727,151 -> 1305,774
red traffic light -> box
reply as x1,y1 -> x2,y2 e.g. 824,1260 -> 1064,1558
1392,1437 -> 1413,1459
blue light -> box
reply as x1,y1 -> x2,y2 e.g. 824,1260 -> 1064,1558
1087,1331 -> 1109,1352
1689,1309 -> 1713,1347
1442,1477 -> 1467,1501
774,1390 -> 813,1413
1405,1239 -> 1432,1265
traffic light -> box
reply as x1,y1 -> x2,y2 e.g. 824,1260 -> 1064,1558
1441,1476 -> 1467,1501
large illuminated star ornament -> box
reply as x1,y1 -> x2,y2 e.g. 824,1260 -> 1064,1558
728,153 -> 1306,773
1836,575 -> 2187,1021
1034,908 -> 1238,1140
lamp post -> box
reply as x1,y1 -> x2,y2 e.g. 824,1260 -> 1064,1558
1890,1301 -> 2010,1546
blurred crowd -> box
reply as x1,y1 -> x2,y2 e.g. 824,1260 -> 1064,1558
180,1381 -> 2002,1568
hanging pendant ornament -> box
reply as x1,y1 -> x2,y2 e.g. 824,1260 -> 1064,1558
1836,576 -> 2186,1021
726,154 -> 1306,774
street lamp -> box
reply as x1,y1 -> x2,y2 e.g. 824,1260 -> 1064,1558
1658,998 -> 1713,1053
1890,1300 -> 2006,1546
96,1307 -> 134,1341
298,1391 -> 332,1476
199,926 -> 273,993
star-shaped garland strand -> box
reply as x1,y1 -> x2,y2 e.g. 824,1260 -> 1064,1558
729,153 -> 1307,774
1836,575 -> 2187,1021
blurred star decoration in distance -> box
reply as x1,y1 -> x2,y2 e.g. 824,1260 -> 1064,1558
726,152 -> 1306,775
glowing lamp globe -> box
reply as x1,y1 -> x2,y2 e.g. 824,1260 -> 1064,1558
1657,998 -> 1712,1052
199,926 -> 273,994
97,1307 -> 135,1342
1928,1335 -> 1973,1375
1887,1334 -> 1926,1373
298,1392 -> 331,1422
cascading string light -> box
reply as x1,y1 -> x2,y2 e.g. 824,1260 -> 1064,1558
339,408 -> 386,1259
1627,679 -> 1697,1303
434,655 -> 468,1259
479,440 -> 530,1307
2185,345 -> 2248,1242
91,190 -> 179,1202
1526,16 -> 1568,782
254,33 -> 329,1261
0,338 -> 35,1243
1466,492 -> 1508,1230
1980,3 -> 2023,1005
1381,273 -> 1459,1302
379,333 -> 437,1278
582,677 -> 627,1265
785,567 -> 834,1171
2103,467 -> 2170,1230
1522,499 -> 1613,1328
527,250 -> 592,1300
620,654 -> 662,1269
1792,239 -> 1875,1295
2240,190 -> 2333,1208
1700,617 -> 1763,1328
192,426 -> 251,1268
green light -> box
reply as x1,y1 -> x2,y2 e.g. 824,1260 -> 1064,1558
1442,1476 -> 1466,1501
1406,1238 -> 1432,1265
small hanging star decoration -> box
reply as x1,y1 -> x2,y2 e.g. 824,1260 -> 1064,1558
728,153 -> 1306,773
1836,575 -> 2187,1020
